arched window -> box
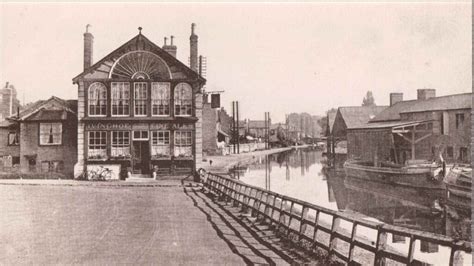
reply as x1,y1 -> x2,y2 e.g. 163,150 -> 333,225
88,82 -> 107,116
174,83 -> 192,116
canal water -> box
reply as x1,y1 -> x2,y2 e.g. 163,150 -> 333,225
230,148 -> 471,265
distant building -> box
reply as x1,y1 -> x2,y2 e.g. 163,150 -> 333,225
247,119 -> 270,139
0,96 -> 77,176
347,90 -> 471,164
0,82 -> 21,122
202,103 -> 231,155
331,106 -> 388,141
72,24 -> 206,178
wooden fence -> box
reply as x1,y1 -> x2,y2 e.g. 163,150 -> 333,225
199,170 -> 471,266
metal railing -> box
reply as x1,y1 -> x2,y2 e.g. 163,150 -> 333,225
199,169 -> 471,266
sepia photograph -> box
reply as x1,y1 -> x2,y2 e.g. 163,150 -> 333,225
0,2 -> 471,265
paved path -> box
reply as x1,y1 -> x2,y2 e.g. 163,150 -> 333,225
0,180 -> 294,265
203,145 -> 309,173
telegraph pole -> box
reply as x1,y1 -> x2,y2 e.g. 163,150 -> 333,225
236,101 -> 240,154
232,101 -> 236,154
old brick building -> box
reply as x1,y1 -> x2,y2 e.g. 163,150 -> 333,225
347,90 -> 471,164
0,96 -> 77,177
72,25 -> 205,178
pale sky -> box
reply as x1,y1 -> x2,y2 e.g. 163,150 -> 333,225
0,2 -> 471,122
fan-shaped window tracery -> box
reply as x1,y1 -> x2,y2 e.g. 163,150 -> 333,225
110,51 -> 171,80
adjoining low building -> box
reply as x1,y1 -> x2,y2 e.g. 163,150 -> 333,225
330,105 -> 387,153
0,96 -> 77,177
347,90 -> 471,165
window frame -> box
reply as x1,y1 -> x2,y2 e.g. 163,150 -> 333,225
88,82 -> 107,117
7,132 -> 19,146
111,82 -> 130,117
151,82 -> 171,116
174,83 -> 193,117
87,131 -> 107,159
174,130 -> 193,157
455,113 -> 465,129
151,130 -> 171,157
134,82 -> 148,117
110,131 -> 131,158
39,123 -> 63,146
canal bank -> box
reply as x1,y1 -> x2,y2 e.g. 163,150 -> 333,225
202,145 -> 310,173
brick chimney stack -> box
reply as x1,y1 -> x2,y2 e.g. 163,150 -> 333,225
83,24 -> 94,70
190,23 -> 198,73
389,93 -> 403,106
162,35 -> 177,58
417,89 -> 436,100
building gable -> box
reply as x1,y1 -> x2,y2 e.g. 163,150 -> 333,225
72,33 -> 205,84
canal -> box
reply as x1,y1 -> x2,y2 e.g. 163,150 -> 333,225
230,147 -> 471,265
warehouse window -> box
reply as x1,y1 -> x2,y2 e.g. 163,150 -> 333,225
456,113 -> 465,129
39,123 -> 62,145
111,82 -> 130,116
88,82 -> 107,116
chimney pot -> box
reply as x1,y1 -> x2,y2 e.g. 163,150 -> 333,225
389,92 -> 403,106
170,35 -> 174,46
164,37 -> 168,46
417,89 -> 436,100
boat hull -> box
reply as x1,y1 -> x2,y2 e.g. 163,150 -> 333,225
344,161 -> 445,190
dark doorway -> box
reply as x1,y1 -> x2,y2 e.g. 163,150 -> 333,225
132,141 -> 150,174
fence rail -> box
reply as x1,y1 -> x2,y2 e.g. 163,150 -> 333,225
199,169 -> 471,266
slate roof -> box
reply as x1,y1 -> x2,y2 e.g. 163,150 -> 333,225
72,33 -> 205,83
371,93 -> 472,122
337,106 -> 388,129
14,97 -> 77,121
349,120 -> 432,130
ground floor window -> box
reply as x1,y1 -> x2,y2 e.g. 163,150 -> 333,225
111,131 -> 130,157
174,131 -> 192,157
88,131 -> 107,159
151,131 -> 170,157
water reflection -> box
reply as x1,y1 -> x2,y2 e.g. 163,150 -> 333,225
231,148 -> 471,243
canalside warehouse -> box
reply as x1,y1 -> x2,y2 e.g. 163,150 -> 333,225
72,24 -> 206,179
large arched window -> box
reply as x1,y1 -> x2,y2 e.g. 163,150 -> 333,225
174,83 -> 192,116
88,82 -> 107,116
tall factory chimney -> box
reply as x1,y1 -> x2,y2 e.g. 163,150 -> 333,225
190,23 -> 198,73
83,24 -> 94,70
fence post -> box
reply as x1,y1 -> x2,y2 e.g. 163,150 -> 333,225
298,206 -> 309,242
374,227 -> 387,266
449,247 -> 464,266
328,216 -> 340,255
407,235 -> 415,265
348,222 -> 358,264
312,210 -> 320,250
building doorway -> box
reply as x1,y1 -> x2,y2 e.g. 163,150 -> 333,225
132,141 -> 150,174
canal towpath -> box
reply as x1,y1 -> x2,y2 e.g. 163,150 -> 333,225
202,144 -> 310,173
